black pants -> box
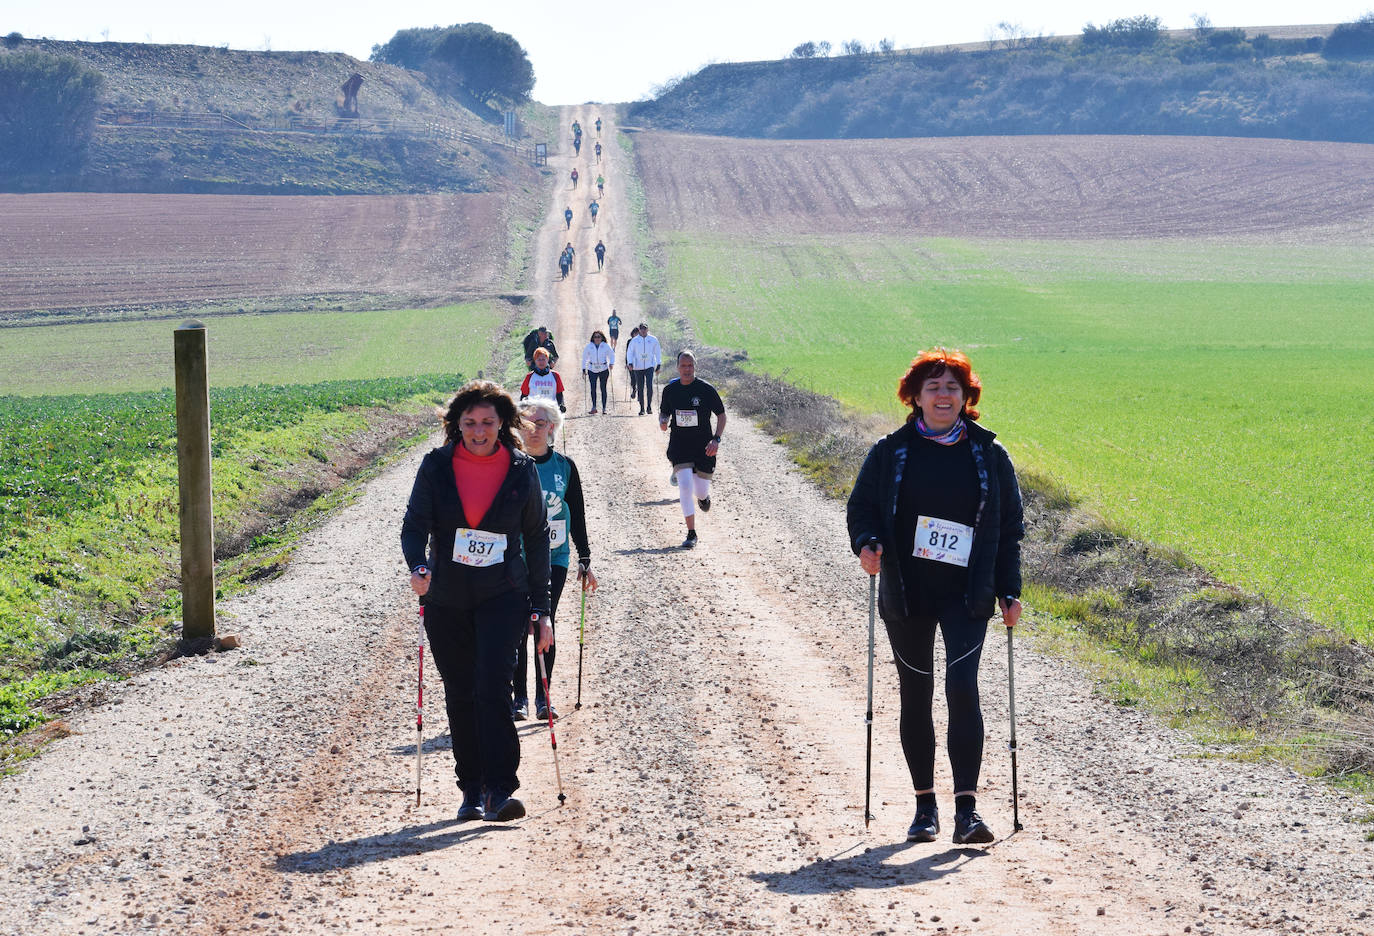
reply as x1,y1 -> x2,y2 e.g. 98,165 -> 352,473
632,368 -> 654,411
513,564 -> 567,709
424,590 -> 528,799
587,370 -> 609,410
882,595 -> 989,794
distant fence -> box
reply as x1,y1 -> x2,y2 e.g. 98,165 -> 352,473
96,109 -> 521,152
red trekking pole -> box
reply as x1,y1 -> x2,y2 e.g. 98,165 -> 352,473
415,599 -> 426,807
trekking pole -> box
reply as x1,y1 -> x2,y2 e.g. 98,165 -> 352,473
575,582 -> 587,710
415,596 -> 426,807
864,539 -> 879,828
1006,615 -> 1024,831
535,644 -> 567,804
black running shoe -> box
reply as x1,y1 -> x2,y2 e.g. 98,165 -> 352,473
907,807 -> 939,843
484,794 -> 526,822
697,496 -> 711,512
681,530 -> 698,549
952,809 -> 994,844
456,791 -> 484,822
511,699 -> 529,721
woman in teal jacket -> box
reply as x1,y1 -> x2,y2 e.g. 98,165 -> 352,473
511,398 -> 596,721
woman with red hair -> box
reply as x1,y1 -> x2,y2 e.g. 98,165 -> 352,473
846,348 -> 1024,846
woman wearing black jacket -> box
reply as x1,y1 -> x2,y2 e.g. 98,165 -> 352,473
401,380 -> 551,823
846,348 -> 1024,846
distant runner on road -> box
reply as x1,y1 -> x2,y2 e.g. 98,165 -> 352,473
625,322 -> 662,415
596,175 -> 605,198
570,167 -> 579,188
594,141 -> 602,162
607,309 -> 621,347
589,200 -> 599,225
594,117 -> 602,135
582,329 -> 614,415
564,205 -> 573,230
659,350 -> 726,549
594,240 -> 606,271
523,325 -> 558,369
520,348 -> 566,412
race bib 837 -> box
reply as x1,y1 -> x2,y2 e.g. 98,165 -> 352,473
453,528 -> 507,567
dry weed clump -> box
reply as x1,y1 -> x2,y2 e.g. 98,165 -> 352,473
1019,480 -> 1374,770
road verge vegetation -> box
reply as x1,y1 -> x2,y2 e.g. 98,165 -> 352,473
0,375 -> 461,765
711,357 -> 1374,784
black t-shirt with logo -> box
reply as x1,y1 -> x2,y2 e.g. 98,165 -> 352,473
659,377 -> 724,458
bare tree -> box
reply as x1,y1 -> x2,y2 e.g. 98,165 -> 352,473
989,20 -> 1031,50
1191,13 -> 1214,37
841,39 -> 867,56
790,41 -> 818,59
817,40 -> 832,57
878,37 -> 896,55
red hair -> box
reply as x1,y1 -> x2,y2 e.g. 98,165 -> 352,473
897,348 -> 982,423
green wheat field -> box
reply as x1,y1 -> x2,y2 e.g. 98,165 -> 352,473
663,234 -> 1374,637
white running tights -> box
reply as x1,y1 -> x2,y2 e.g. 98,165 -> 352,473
677,467 -> 710,517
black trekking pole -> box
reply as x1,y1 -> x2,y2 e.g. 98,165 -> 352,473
575,577 -> 587,710
535,643 -> 567,804
1006,616 -> 1024,831
864,539 -> 879,828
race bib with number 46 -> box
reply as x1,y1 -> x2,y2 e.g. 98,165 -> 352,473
453,528 -> 508,567
913,516 -> 974,568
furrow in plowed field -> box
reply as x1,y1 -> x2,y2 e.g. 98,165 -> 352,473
0,193 -> 507,314
633,131 -> 1374,239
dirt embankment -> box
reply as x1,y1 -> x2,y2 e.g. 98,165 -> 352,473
1,107 -> 1373,936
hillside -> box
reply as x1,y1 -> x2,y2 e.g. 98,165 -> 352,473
1,38 -> 541,194
627,23 -> 1374,143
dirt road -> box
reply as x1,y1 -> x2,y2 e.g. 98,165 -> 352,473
2,106 -> 1372,935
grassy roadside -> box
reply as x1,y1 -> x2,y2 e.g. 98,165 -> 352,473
0,377 -> 459,751
664,292 -> 1374,792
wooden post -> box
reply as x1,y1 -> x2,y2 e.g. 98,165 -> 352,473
174,321 -> 215,641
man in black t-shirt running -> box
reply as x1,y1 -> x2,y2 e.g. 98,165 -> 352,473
658,350 -> 726,549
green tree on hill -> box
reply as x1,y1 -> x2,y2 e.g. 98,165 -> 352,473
1081,14 -> 1162,49
1325,13 -> 1374,59
371,22 -> 534,108
0,51 -> 104,175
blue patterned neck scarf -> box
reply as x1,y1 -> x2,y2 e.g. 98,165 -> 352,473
916,416 -> 967,445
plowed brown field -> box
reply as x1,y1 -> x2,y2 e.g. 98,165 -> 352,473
0,192 -> 508,315
634,131 -> 1374,239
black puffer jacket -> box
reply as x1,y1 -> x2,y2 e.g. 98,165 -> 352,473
846,419 -> 1023,621
400,443 -> 551,615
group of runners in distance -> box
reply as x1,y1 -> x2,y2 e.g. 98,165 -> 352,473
401,112 -> 1023,848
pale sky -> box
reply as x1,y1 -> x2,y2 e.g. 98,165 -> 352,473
6,0 -> 1367,104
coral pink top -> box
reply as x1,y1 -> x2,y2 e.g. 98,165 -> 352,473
452,442 -> 510,527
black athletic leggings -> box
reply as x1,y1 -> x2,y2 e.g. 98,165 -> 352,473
513,564 -> 567,708
882,595 -> 988,794
587,370 -> 609,410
